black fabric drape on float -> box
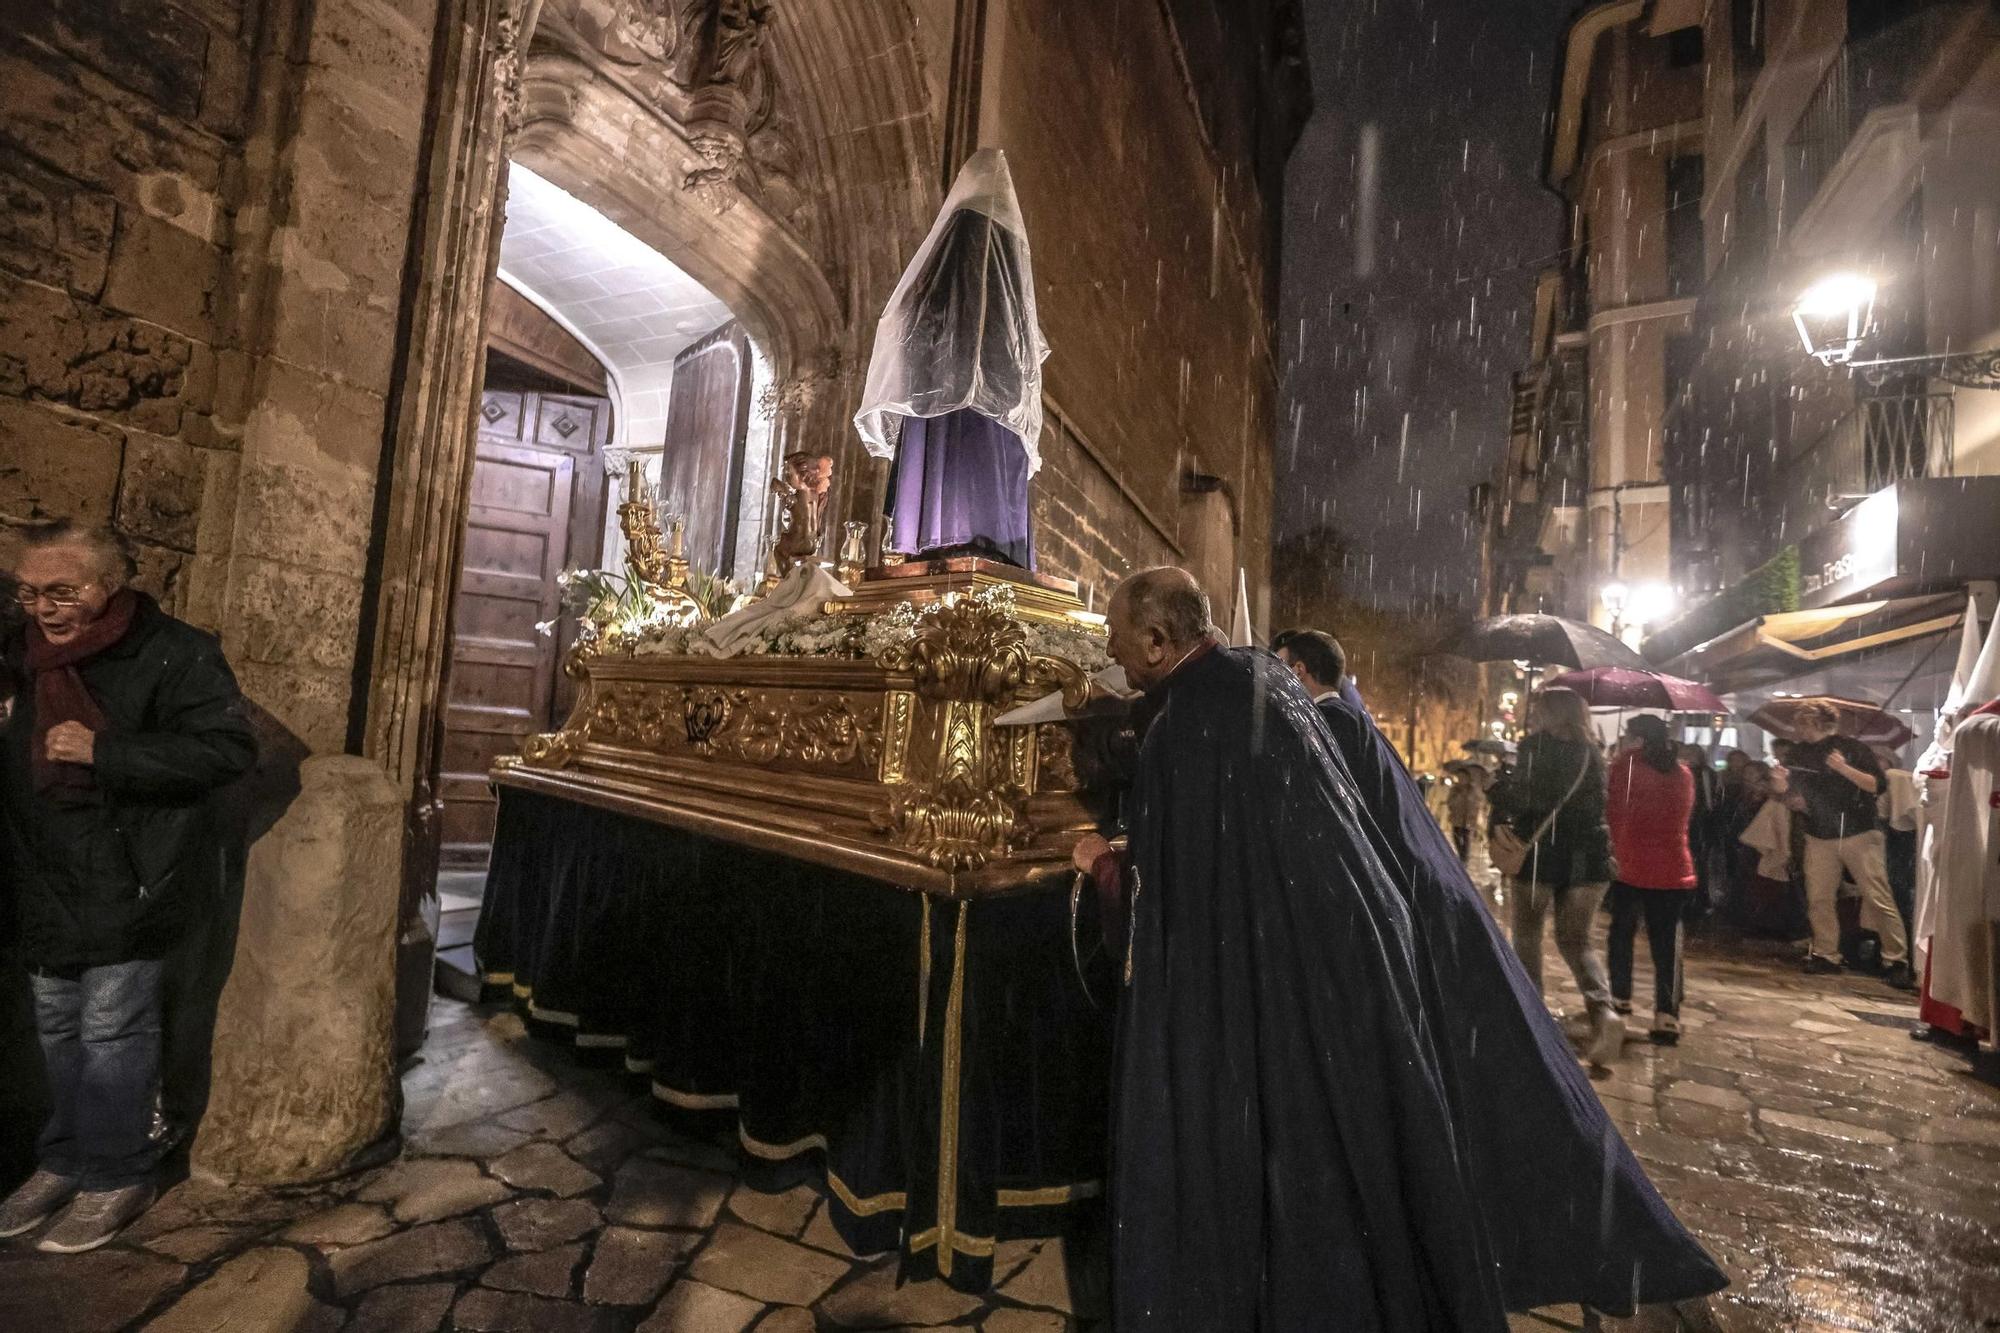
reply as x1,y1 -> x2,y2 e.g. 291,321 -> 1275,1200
475,788 -> 1113,1291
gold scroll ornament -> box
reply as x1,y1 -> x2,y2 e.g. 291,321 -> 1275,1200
874,594 -> 1089,871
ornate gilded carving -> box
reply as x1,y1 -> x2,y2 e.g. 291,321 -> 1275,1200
1035,723 -> 1078,792
503,584 -> 1098,884
881,777 -> 1029,874
556,679 -> 883,776
733,692 -> 880,767
873,596 -> 1090,871
767,451 -> 833,580
879,690 -> 917,785
683,688 -> 739,753
877,596 -> 1089,714
618,459 -> 701,619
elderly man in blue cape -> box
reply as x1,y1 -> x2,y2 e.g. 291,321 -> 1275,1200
1071,568 -> 1724,1332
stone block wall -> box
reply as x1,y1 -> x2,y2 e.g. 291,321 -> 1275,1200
1029,416 -> 1178,608
976,0 -> 1292,615
1,0 -> 442,756
0,0 -> 257,606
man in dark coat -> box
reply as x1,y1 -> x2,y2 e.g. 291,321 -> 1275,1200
1278,621 -> 1727,1320
0,522 -> 255,1252
1072,569 -> 1722,1331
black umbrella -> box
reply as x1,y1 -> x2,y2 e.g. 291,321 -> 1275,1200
1455,614 -> 1650,671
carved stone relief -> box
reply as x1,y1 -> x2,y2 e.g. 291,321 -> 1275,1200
551,0 -> 796,220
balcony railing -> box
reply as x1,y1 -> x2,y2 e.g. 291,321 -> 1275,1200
1780,390 -> 1954,537
1784,47 -> 1852,218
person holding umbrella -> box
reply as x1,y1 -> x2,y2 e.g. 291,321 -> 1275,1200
1490,686 -> 1621,1065
1604,716 -> 1698,1045
1777,700 -> 1914,989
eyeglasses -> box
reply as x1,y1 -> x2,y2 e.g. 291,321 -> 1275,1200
10,581 -> 94,609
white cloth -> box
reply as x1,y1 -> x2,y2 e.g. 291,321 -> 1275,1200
696,566 -> 850,657
1914,769 -> 1944,966
1882,768 -> 1919,832
994,664 -> 1130,725
1229,568 -> 1254,647
1925,712 -> 2000,1032
1739,799 -> 1793,883
854,148 -> 1049,474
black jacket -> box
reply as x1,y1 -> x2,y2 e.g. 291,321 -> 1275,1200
2,595 -> 256,972
1492,733 -> 1615,889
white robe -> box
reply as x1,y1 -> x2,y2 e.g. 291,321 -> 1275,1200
1924,713 -> 2000,1033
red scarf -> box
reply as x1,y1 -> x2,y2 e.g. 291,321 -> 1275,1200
24,589 -> 138,797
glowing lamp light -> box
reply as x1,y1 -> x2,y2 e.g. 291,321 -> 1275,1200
1600,581 -> 1629,614
1630,582 -> 1676,627
1793,272 -> 1877,366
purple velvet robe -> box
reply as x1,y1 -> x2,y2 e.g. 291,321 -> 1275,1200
884,407 -> 1035,569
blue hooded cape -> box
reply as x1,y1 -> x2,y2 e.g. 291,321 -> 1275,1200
1109,647 -> 1723,1330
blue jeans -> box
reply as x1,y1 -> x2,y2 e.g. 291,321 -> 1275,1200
31,959 -> 166,1190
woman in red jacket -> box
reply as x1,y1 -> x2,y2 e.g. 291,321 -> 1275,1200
1605,713 -> 1698,1046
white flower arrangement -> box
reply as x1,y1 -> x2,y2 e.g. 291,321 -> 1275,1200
615,578 -> 1111,674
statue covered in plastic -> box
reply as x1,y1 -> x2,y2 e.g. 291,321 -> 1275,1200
856,148 -> 1047,569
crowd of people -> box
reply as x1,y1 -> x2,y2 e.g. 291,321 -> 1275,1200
1440,688 -> 1924,1072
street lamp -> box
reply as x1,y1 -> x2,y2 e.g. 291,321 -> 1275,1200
1792,271 -> 2000,388
1600,579 -> 1671,645
1792,273 -> 1876,367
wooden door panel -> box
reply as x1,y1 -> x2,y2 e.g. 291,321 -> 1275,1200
442,659 -> 540,713
452,588 -> 545,646
479,390 -> 528,442
534,394 -> 609,452
658,322 -> 753,577
468,456 -> 561,516
459,525 -> 557,581
440,429 -> 576,868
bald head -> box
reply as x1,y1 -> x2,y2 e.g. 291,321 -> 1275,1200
1108,566 -> 1213,691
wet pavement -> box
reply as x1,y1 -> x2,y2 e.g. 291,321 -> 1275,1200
2,925 -> 1996,1332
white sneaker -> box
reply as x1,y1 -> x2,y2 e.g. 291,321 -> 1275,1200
0,1170 -> 78,1239
35,1183 -> 157,1254
1585,1002 -> 1625,1066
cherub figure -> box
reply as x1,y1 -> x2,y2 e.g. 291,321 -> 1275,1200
769,451 -> 833,577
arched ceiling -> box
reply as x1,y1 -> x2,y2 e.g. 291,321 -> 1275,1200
497,162 -> 736,446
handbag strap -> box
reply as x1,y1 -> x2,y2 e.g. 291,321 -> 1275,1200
1524,751 -> 1591,847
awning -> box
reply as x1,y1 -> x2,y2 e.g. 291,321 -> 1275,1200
1665,592 -> 1966,700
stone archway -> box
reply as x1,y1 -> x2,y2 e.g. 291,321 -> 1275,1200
355,0 -> 947,1008
507,54 -> 839,407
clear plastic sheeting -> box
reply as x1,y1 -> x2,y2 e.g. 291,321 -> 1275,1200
855,147 -> 1049,475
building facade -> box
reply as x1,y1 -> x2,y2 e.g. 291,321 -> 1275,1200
0,0 -> 1306,1171
1495,0 -> 2000,702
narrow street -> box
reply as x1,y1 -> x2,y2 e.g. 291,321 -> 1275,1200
2,919 -> 1994,1333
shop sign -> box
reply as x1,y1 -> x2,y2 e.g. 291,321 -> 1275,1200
1800,487 -> 1900,607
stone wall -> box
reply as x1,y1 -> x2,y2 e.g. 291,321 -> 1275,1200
0,0 -> 441,760
0,0 -> 258,602
980,0 -> 1293,608
1029,415 -> 1178,609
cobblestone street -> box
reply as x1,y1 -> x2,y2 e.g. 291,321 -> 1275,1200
3,928 -> 1996,1333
